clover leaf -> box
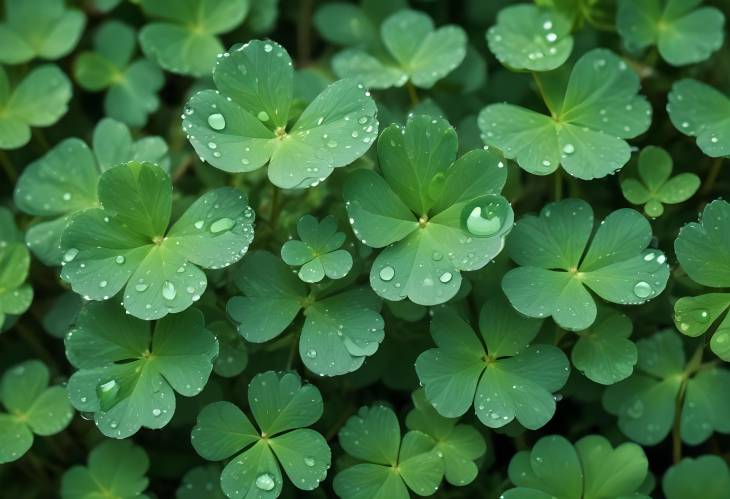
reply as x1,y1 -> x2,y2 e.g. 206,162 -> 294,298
667,79 -> 730,157
0,0 -> 85,64
571,306 -> 637,385
65,301 -> 218,438
503,434 -> 650,499
0,209 -> 32,326
674,199 -> 730,360
139,0 -> 250,77
61,440 -> 150,499
662,455 -> 730,499
0,64 -> 72,150
281,215 -> 353,283
487,4 -> 573,72
479,48 -> 652,179
74,21 -> 164,127
191,371 -> 331,498
416,299 -> 568,430
344,114 -> 512,306
617,0 -> 725,66
333,404 -> 443,499
314,0 -> 406,48
59,161 -> 254,320
405,389 -> 487,487
209,320 -> 248,378
227,251 -> 385,376
621,146 -> 700,218
14,118 -> 169,265
331,9 -> 466,90
603,330 -> 730,445
502,198 -> 670,331
182,39 -> 379,188
0,360 -> 74,463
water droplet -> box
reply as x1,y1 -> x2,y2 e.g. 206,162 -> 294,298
432,251 -> 443,261
463,198 -> 508,237
379,266 -> 395,281
257,111 -> 270,122
62,192 -> 71,201
194,220 -> 204,229
627,399 -> 644,419
633,281 -> 652,299
63,248 -> 79,262
255,473 -> 275,491
210,217 -> 235,233
115,255 -> 125,264
135,283 -> 149,292
162,281 -> 177,300
207,113 -> 226,130
152,408 -> 162,417
96,380 -> 119,410
264,44 -> 273,53
99,280 -> 108,288
439,272 -> 452,283
562,143 -> 575,155
304,457 -> 315,467
306,349 -> 317,359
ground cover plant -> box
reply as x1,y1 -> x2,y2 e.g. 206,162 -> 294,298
1,0 -> 729,497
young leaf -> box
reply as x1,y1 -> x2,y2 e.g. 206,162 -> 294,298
668,79 -> 730,157
59,161 -> 254,320
281,215 -> 353,283
662,455 -> 730,499
344,114 -> 512,306
617,0 -> 725,66
502,198 -> 669,331
191,371 -> 331,498
65,302 -> 218,438
74,21 -> 164,127
479,49 -> 652,179
182,39 -> 378,188
0,360 -> 74,463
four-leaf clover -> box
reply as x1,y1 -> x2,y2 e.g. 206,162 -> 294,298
281,215 -> 353,283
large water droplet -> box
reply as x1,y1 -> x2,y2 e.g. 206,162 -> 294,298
257,111 -> 270,122
462,197 -> 509,237
152,408 -> 162,417
633,281 -> 652,299
115,255 -> 125,264
304,457 -> 315,467
63,248 -> 79,262
135,282 -> 149,292
96,380 -> 119,410
210,217 -> 235,233
379,266 -> 395,281
207,113 -> 226,130
439,272 -> 453,283
162,281 -> 177,300
255,473 -> 275,491
562,143 -> 575,155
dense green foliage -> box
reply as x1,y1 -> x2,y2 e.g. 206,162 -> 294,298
1,0 -> 729,497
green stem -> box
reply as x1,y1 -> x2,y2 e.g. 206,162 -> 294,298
285,332 -> 299,371
532,72 -> 553,116
672,341 -> 705,463
0,149 -> 16,183
296,0 -> 314,66
701,157 -> 724,195
32,128 -> 50,152
15,322 -> 59,372
406,81 -> 420,107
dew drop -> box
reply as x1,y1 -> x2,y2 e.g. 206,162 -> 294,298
379,266 -> 395,282
562,143 -> 575,155
257,111 -> 270,122
194,220 -> 204,229
463,198 -> 508,237
152,408 -> 162,417
306,349 -> 317,359
633,281 -> 652,299
63,248 -> 79,262
135,283 -> 149,292
162,281 -> 177,300
255,473 -> 275,491
207,113 -> 226,130
115,255 -> 125,264
304,457 -> 315,467
210,217 -> 235,233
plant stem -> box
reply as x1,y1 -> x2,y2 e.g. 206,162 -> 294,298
296,0 -> 314,66
15,322 -> 59,371
672,341 -> 705,463
32,128 -> 50,152
532,72 -> 553,116
554,169 -> 563,201
0,149 -> 16,182
701,157 -> 724,195
406,81 -> 420,106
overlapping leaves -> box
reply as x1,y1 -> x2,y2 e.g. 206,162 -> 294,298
281,215 -> 352,283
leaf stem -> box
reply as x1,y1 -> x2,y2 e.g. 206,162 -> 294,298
531,72 -> 553,117
406,81 -> 420,107
672,341 -> 705,463
296,0 -> 314,66
701,157 -> 724,195
32,128 -> 50,152
269,184 -> 281,228
0,149 -> 17,183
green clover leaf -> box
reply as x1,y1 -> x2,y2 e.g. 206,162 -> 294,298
416,300 -> 568,430
61,440 -> 150,499
674,199 -> 730,360
182,39 -> 379,188
209,320 -> 248,378
667,79 -> 730,157
333,404 -> 443,499
662,455 -> 730,499
191,371 -> 331,498
331,9 -> 466,90
617,0 -> 725,66
502,198 -> 669,331
65,301 -> 218,439
74,21 -> 164,127
59,161 -> 254,320
14,118 -> 168,266
621,146 -> 700,218
479,48 -> 652,179
487,4 -> 573,72
0,208 -> 31,326
227,251 -> 385,377
405,389 -> 487,487
0,0 -> 85,64
0,64 -> 72,150
139,0 -> 250,77
571,306 -> 638,385
0,360 -> 74,463
281,215 -> 353,283
344,114 -> 512,306
602,330 -> 730,445
502,434 -> 650,499
314,0 -> 406,48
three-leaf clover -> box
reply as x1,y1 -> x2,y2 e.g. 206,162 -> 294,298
331,9 -> 466,90
74,21 -> 164,127
333,404 -> 443,499
65,302 -> 218,438
0,207 -> 32,326
227,251 -> 385,376
59,161 -> 254,320
416,299 -> 569,429
14,118 -> 169,265
0,360 -> 74,463
502,434 -> 650,499
667,79 -> 730,157
139,0 -> 250,77
344,114 -> 513,306
487,4 -> 573,72
621,145 -> 700,218
479,49 -> 652,179
617,0 -> 725,66
674,199 -> 730,360
662,455 -> 730,499
182,39 -> 379,188
603,330 -> 730,445
61,440 -> 150,499
405,389 -> 487,487
281,215 -> 353,283
191,371 -> 331,498
502,198 -> 670,331
0,0 -> 85,64
0,64 -> 72,149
